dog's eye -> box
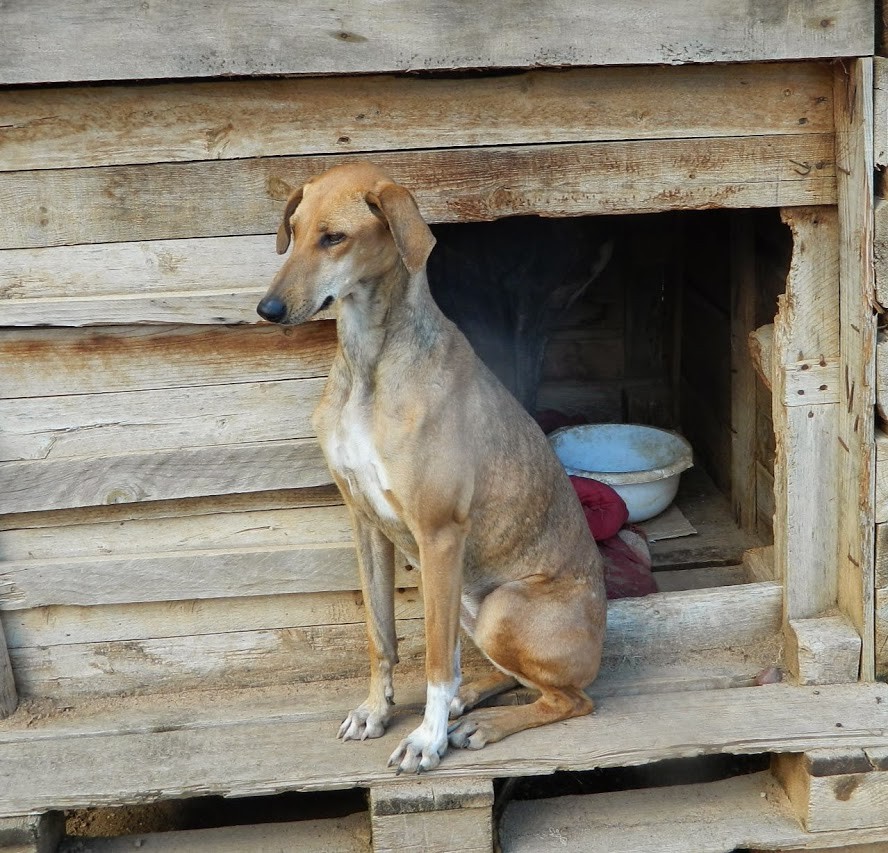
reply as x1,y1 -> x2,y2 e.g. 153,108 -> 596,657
320,232 -> 346,248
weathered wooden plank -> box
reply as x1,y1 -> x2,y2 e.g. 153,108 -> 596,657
6,587 -> 781,699
0,64 -> 835,173
876,57 -> 888,169
2,378 -> 322,463
8,619 -> 434,698
0,321 -> 336,399
3,590 -> 424,649
500,772 -> 888,853
0,235 -> 279,326
772,208 -> 840,621
0,682 -> 885,815
2,578 -> 780,657
1,503 -> 352,561
0,437 -> 332,514
786,615 -> 862,685
0,542 -> 421,610
877,429 -> 888,525
875,200 -> 888,311
0,812 -> 63,853
834,60 -> 877,681
0,135 -> 836,250
0,1 -> 871,84
731,213 -> 758,532
876,586 -> 888,681
774,749 -> 888,833
66,814 -> 371,853
371,779 -> 493,853
0,628 -> 15,720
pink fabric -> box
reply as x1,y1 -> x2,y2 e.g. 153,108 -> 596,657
567,475 -> 656,600
569,475 -> 628,541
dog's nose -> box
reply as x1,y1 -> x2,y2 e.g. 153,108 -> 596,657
257,295 -> 287,323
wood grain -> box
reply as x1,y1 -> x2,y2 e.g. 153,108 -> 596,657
0,135 -> 836,250
0,64 -> 835,172
834,60 -> 877,681
0,1 -> 871,84
0,321 -> 336,399
772,207 -> 840,621
501,772 -> 888,853
0,682 -> 885,814
0,437 -> 332,514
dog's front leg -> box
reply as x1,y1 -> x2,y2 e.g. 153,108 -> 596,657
388,525 -> 464,773
339,510 -> 398,741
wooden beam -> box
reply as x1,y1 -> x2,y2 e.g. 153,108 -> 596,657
772,208 -> 840,622
774,748 -> 888,833
0,64 -> 836,173
0,1 -> 871,85
0,322 -> 336,399
0,628 -> 16,720
785,615 -> 862,684
0,683 -> 886,815
59,814 -> 371,853
0,813 -> 63,853
834,59 -> 877,681
730,212 -> 758,531
0,135 -> 836,251
501,772 -> 888,853
370,779 -> 493,853
4,584 -> 781,700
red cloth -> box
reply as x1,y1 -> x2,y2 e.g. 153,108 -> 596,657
568,475 -> 657,600
569,475 -> 628,541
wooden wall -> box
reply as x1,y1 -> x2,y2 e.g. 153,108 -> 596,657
0,59 -> 842,699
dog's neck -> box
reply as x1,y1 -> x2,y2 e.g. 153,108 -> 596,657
336,262 -> 441,383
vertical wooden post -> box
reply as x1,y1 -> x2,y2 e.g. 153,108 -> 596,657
730,211 -> 758,533
0,617 -> 17,719
772,208 -> 840,622
834,58 -> 877,681
370,778 -> 493,853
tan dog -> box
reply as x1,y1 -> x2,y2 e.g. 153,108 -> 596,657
258,162 -> 606,773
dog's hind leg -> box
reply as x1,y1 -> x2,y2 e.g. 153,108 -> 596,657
448,573 -> 604,749
339,511 -> 398,741
449,672 -> 519,718
448,686 -> 593,749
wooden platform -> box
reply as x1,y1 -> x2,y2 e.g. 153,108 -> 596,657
1,680 -> 886,817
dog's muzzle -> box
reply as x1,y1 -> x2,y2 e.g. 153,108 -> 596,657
257,295 -> 287,323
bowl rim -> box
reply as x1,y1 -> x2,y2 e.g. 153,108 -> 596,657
548,423 -> 694,485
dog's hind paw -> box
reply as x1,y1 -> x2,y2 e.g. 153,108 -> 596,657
338,704 -> 389,741
447,716 -> 490,750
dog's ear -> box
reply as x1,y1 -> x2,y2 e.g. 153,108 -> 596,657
365,183 -> 436,274
276,186 -> 304,255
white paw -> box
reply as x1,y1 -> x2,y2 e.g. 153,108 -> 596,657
387,725 -> 449,773
338,702 -> 390,741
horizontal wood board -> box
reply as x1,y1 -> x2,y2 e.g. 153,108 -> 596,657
0,63 -> 835,173
0,681 -> 885,814
0,135 -> 837,252
0,1 -> 871,84
500,772 -> 888,853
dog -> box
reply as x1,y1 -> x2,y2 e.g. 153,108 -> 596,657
257,162 -> 606,773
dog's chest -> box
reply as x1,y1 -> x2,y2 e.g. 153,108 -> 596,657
323,398 -> 398,522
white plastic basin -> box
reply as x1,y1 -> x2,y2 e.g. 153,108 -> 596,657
549,424 -> 693,523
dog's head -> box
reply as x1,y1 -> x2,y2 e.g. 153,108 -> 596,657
257,162 -> 436,325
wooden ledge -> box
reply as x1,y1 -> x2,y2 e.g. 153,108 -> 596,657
0,680 -> 886,817
500,771 -> 888,852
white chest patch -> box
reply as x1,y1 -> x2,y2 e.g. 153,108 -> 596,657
325,399 -> 399,522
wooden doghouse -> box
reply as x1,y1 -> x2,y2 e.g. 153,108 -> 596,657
1,3 -> 888,850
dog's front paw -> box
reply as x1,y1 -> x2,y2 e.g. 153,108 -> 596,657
338,702 -> 390,742
387,725 -> 448,773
